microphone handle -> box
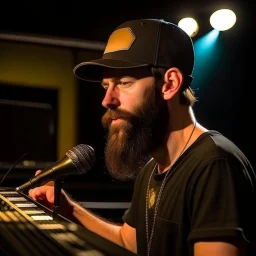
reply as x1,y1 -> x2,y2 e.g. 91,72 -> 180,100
16,156 -> 75,192
16,168 -> 55,192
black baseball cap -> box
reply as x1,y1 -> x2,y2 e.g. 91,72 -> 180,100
73,19 -> 195,82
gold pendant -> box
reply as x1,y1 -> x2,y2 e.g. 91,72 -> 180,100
148,188 -> 156,209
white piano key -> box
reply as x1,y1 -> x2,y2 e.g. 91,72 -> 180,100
0,191 -> 19,195
6,197 -> 27,202
38,223 -> 66,230
52,232 -> 84,245
77,250 -> 105,256
15,203 -> 37,208
23,210 -> 45,215
31,215 -> 53,221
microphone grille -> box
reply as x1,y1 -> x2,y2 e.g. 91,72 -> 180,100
66,144 -> 95,174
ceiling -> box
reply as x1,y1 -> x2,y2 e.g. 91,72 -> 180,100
0,0 -> 253,43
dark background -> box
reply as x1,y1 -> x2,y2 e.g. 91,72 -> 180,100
0,0 -> 250,42
0,0 -> 255,204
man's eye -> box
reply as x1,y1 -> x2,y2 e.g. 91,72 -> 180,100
119,81 -> 131,86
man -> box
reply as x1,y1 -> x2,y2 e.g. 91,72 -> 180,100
29,19 -> 256,255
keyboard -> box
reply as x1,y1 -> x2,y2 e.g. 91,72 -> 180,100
0,188 -> 136,256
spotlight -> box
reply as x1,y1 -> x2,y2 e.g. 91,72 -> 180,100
210,9 -> 237,31
178,17 -> 199,37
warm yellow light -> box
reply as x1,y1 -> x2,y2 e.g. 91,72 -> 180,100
178,17 -> 199,37
210,9 -> 237,31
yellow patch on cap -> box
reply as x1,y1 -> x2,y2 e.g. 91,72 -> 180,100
104,27 -> 135,54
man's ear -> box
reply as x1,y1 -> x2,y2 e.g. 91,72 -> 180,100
162,68 -> 184,100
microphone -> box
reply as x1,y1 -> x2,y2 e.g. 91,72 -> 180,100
16,144 -> 95,192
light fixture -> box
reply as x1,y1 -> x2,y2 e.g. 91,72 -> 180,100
178,17 -> 199,37
210,9 -> 237,31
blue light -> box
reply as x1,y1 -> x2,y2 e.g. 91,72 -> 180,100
192,29 -> 222,89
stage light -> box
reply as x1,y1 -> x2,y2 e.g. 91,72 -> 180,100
192,29 -> 221,89
210,9 -> 236,31
178,17 -> 199,37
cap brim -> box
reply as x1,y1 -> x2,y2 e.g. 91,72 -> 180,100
73,58 -> 147,82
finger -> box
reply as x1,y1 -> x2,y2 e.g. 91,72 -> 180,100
45,188 -> 55,204
35,170 -> 42,176
34,187 -> 48,200
46,181 -> 54,186
28,189 -> 34,198
34,170 -> 54,186
29,188 -> 43,201
29,187 -> 47,201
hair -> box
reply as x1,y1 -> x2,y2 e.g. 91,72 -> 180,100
150,67 -> 197,106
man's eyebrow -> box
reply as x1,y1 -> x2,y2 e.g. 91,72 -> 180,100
101,77 -> 122,86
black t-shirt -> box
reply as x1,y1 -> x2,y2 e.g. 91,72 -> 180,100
123,131 -> 256,256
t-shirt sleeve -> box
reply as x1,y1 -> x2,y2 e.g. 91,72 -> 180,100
187,157 -> 255,244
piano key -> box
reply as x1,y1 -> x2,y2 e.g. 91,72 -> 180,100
0,191 -> 19,195
31,215 -> 53,221
22,209 -> 45,214
0,189 -> 136,256
15,203 -> 38,208
38,223 -> 66,230
5,197 -> 27,202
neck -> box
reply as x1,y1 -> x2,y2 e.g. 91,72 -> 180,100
151,107 -> 205,174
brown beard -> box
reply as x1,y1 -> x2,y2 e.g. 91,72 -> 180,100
101,83 -> 168,181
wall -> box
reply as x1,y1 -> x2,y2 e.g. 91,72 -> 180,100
0,41 -> 77,158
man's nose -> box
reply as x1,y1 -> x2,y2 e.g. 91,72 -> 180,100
102,87 -> 120,109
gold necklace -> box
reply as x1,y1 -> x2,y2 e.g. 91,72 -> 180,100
145,121 -> 197,256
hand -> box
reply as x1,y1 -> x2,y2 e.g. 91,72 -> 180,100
28,170 -> 55,209
28,170 -> 74,219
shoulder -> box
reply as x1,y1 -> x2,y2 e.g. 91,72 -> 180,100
182,130 -> 256,189
192,130 -> 252,168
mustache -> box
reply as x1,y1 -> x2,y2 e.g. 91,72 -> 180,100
102,109 -> 137,128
